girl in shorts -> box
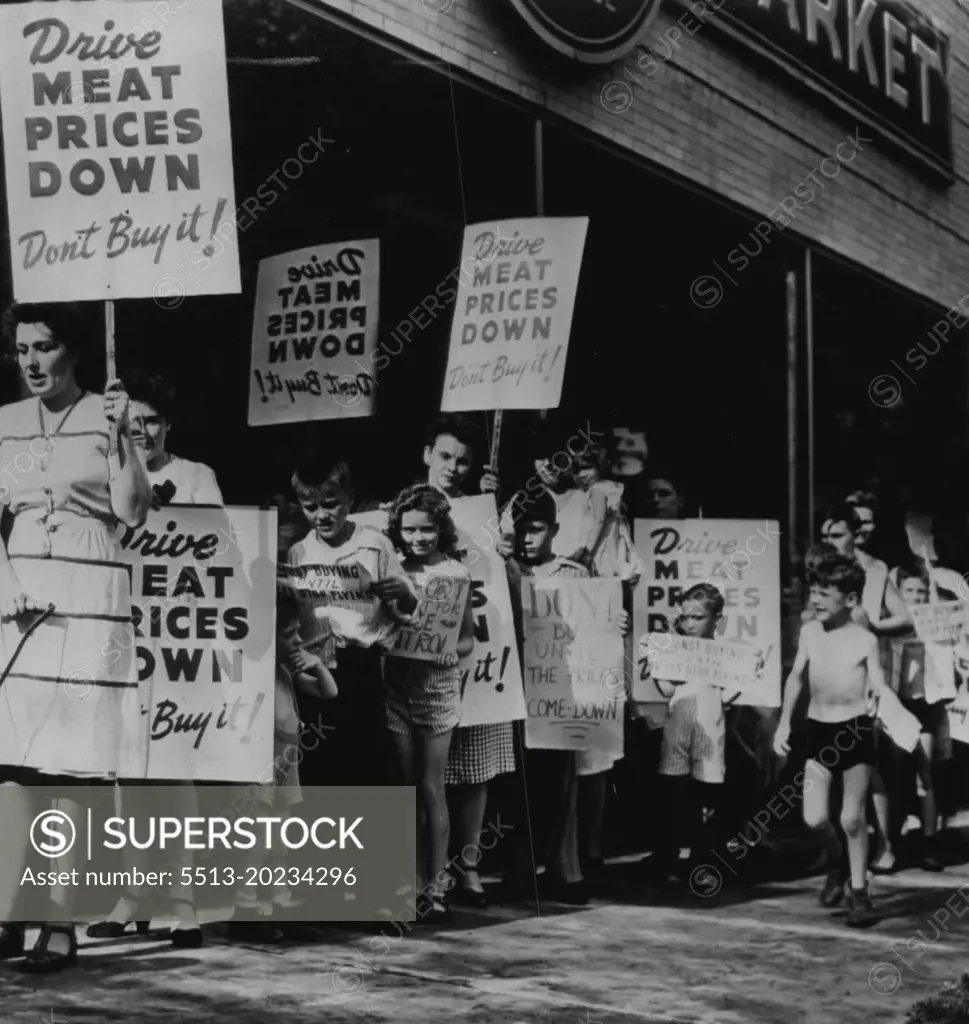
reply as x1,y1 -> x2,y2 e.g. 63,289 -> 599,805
384,485 -> 474,919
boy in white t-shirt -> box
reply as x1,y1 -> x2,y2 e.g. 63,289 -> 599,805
648,584 -> 740,885
283,454 -> 417,787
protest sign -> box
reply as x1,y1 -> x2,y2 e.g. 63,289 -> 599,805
632,519 -> 782,708
522,577 -> 625,755
353,495 -> 526,725
641,633 -> 767,692
118,506 -> 276,781
910,601 -> 969,646
391,570 -> 470,662
441,217 -> 588,412
249,239 -> 380,426
277,551 -> 388,651
0,0 -> 239,301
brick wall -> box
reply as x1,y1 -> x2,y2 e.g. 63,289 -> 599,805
309,0 -> 969,310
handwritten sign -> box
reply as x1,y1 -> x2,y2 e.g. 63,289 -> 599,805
392,571 -> 470,662
354,494 -> 526,725
441,217 -> 588,412
278,559 -> 384,648
0,0 -> 239,301
641,633 -> 766,691
522,577 -> 624,755
119,506 -> 276,781
910,601 -> 969,645
632,519 -> 782,708
248,239 -> 379,426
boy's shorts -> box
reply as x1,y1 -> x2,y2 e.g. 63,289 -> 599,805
805,715 -> 875,773
901,699 -> 953,760
659,696 -> 725,784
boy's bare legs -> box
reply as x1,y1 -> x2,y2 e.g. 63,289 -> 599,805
869,766 -> 895,872
914,733 -> 944,871
841,764 -> 872,889
802,760 -> 847,906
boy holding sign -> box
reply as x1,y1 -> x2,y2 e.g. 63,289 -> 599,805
285,453 -> 417,787
645,584 -> 741,887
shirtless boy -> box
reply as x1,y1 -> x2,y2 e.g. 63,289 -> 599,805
774,551 -> 887,928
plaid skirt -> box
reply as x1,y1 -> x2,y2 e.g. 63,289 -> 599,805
445,722 -> 516,785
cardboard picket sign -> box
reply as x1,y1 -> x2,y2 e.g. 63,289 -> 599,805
118,506 -> 276,781
910,601 -> 969,646
440,217 -> 588,412
353,494 -> 526,726
390,569 -> 471,662
249,239 -> 380,426
640,633 -> 768,692
522,577 -> 625,755
632,519 -> 782,710
0,0 -> 239,301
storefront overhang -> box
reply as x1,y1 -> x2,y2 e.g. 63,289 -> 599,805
690,0 -> 954,186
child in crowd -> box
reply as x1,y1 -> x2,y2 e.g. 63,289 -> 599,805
502,490 -> 628,905
890,562 -> 956,871
285,452 -> 418,786
229,591 -> 338,943
774,551 -> 893,927
646,583 -> 741,886
571,442 -> 641,882
383,485 -> 474,920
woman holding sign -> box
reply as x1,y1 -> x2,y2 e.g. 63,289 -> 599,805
0,302 -> 151,972
384,485 -> 475,918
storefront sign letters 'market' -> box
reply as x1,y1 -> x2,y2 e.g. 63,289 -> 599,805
705,0 -> 953,182
507,0 -> 662,63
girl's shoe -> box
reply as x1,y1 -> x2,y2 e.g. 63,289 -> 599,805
452,861 -> 489,908
17,925 -> 77,974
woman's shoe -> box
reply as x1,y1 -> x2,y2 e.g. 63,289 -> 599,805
86,920 -> 150,939
17,925 -> 77,974
0,924 -> 25,961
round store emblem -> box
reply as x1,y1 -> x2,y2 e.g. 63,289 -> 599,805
507,0 -> 661,63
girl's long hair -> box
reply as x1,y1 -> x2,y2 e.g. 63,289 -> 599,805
386,484 -> 461,559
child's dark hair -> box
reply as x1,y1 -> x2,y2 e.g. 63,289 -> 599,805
291,450 -> 353,501
424,414 -> 476,452
511,488 -> 557,529
277,590 -> 302,630
681,582 -> 725,618
822,502 -> 861,534
807,551 -> 865,598
895,559 -> 929,586
120,369 -> 176,423
386,483 -> 461,558
845,490 -> 879,513
804,542 -> 837,578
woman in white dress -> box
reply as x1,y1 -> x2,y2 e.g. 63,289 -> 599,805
0,302 -> 151,972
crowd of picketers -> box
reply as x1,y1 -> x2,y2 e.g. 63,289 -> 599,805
6,302 -> 966,975
238,417 -> 969,936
